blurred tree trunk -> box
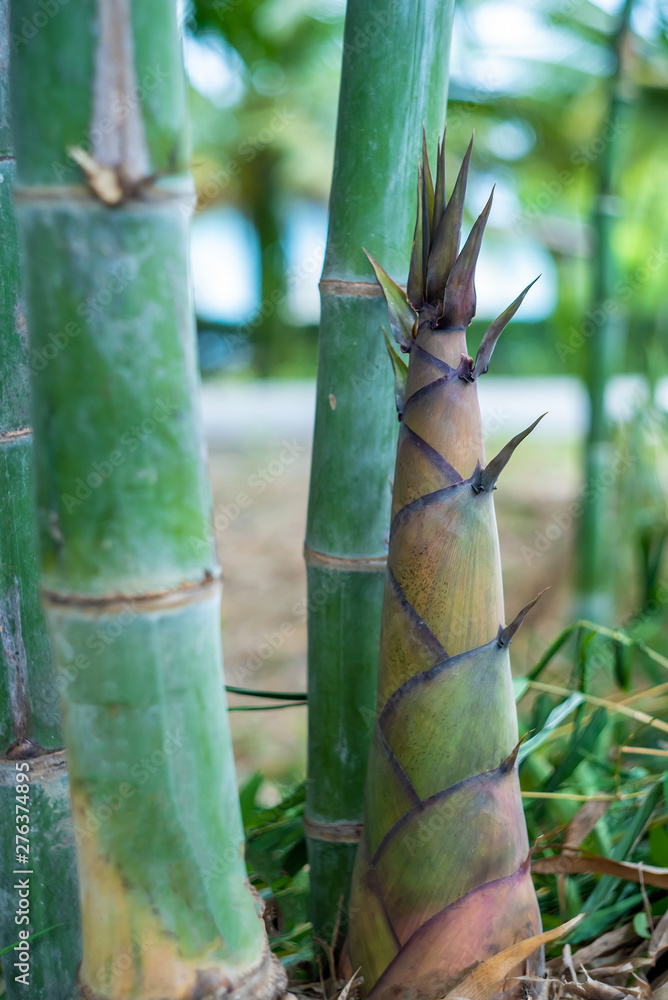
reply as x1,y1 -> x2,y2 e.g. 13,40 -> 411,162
247,148 -> 288,377
578,0 -> 633,621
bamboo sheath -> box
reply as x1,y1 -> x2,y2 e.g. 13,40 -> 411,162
10,2 -> 285,997
304,0 -> 455,942
0,1 -> 81,994
346,139 -> 543,997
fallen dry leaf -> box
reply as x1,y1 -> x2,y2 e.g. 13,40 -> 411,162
564,801 -> 610,852
562,924 -> 639,973
649,909 -> 668,961
533,854 -> 668,890
336,968 -> 362,1000
443,915 -> 583,1000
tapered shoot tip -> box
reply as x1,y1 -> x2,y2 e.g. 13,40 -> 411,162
499,739 -> 522,773
475,413 -> 546,493
440,184 -> 494,327
497,589 -> 550,648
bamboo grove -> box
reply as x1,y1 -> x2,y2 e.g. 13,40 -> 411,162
345,135 -> 544,998
8,0 -> 285,997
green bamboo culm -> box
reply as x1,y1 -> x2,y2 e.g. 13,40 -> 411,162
346,135 -> 544,998
577,0 -> 633,622
10,2 -> 286,997
304,0 -> 455,945
0,2 -> 81,995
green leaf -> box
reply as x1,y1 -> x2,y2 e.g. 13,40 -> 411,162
649,823 -> 668,867
0,923 -> 64,957
239,771 -> 263,824
584,781 -> 663,915
518,692 -> 584,764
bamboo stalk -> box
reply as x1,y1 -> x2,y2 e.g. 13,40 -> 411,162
304,0 -> 455,945
10,2 -> 285,997
0,1 -> 81,994
578,0 -> 633,621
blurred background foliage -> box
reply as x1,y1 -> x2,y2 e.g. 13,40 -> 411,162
179,0 -> 668,980
184,0 -> 668,381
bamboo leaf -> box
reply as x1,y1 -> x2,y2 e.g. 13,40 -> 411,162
421,160 -> 432,290
518,693 -> 584,764
564,800 -> 610,850
583,781 -> 663,914
225,685 -> 307,701
364,249 -> 417,349
532,854 -> 668,890
443,916 -> 584,1000
0,923 -> 65,958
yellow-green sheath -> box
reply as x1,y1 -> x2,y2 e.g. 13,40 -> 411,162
347,137 -> 543,998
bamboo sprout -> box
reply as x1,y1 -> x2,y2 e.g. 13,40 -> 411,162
0,0 -> 81,993
10,2 -> 286,996
304,0 -> 455,943
347,135 -> 543,999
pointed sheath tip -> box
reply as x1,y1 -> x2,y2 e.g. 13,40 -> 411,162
474,274 -> 542,378
478,412 -> 547,493
499,739 -> 523,773
497,588 -> 550,648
